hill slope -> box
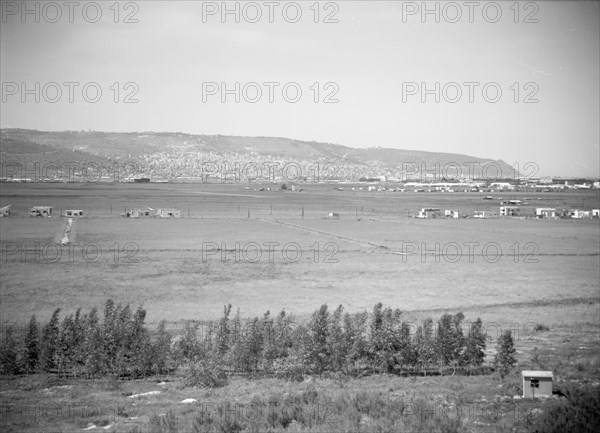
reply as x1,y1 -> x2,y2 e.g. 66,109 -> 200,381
0,129 -> 517,181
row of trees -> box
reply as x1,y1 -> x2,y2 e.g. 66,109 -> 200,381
0,300 -> 171,377
0,300 -> 516,379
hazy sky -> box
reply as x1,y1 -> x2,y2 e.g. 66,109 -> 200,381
1,1 -> 598,176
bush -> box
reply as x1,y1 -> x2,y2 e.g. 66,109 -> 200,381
182,361 -> 228,388
148,410 -> 179,433
534,323 -> 550,332
273,352 -> 306,381
527,385 -> 600,433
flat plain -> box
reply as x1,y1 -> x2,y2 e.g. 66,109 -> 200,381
1,183 -> 598,325
0,182 -> 599,433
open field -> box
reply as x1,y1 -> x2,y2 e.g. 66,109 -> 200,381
1,183 -> 599,432
1,184 -> 599,324
1,182 -> 599,219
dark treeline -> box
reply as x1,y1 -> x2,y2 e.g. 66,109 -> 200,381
0,301 -> 489,379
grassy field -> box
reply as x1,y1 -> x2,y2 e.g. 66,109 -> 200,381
1,183 -> 599,432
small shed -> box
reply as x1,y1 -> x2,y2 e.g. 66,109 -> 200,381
522,370 -> 553,398
473,210 -> 492,219
124,208 -> 152,218
157,208 -> 181,218
63,209 -> 84,217
500,206 -> 520,217
444,210 -> 459,219
571,209 -> 590,219
29,206 -> 53,217
417,208 -> 441,219
536,208 -> 556,219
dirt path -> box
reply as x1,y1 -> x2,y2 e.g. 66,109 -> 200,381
260,218 -> 389,251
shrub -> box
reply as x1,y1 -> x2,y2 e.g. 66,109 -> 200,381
182,361 -> 228,388
148,410 -> 179,433
527,385 -> 600,433
273,352 -> 306,381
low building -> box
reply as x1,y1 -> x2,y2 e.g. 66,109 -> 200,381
553,209 -> 575,219
124,208 -> 152,218
491,182 -> 514,190
572,209 -> 591,219
473,210 -> 492,219
62,209 -> 84,217
522,371 -> 553,398
536,208 -> 556,219
29,206 -> 53,217
157,208 -> 181,218
417,208 -> 441,219
500,206 -> 521,217
444,210 -> 459,219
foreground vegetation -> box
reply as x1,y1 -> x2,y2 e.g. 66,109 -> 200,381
1,371 -> 598,433
1,300 -> 598,432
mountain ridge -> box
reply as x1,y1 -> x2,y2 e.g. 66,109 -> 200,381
0,128 -> 518,180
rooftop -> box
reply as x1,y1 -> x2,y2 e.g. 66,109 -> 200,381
521,370 -> 553,378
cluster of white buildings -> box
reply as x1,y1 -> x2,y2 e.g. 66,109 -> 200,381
416,207 -> 600,219
122,208 -> 182,218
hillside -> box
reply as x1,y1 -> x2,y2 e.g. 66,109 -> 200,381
0,129 -> 518,181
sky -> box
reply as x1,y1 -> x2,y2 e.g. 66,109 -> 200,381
1,1 -> 599,177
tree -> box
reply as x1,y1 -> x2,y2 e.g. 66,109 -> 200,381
226,309 -> 243,371
462,318 -> 487,372
84,307 -> 105,377
40,308 -> 61,372
71,308 -> 86,372
24,315 -> 40,373
153,321 -> 172,375
261,311 -> 278,373
102,300 -> 119,373
327,305 -> 346,372
308,304 -> 330,374
57,314 -> 77,374
370,303 -> 384,357
177,321 -> 201,362
0,325 -> 20,375
435,313 -> 465,374
243,317 -> 264,373
494,330 -> 516,379
414,319 -> 435,376
398,321 -> 416,370
214,304 -> 232,358
130,306 -> 152,377
344,312 -> 369,373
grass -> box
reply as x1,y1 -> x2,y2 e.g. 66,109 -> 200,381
1,213 -> 598,323
1,357 -> 596,433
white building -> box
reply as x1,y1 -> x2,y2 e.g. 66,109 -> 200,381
500,206 -> 520,217
444,210 -> 459,219
417,208 -> 441,219
522,371 -> 553,398
571,209 -> 590,219
473,210 -> 492,219
536,208 -> 556,219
